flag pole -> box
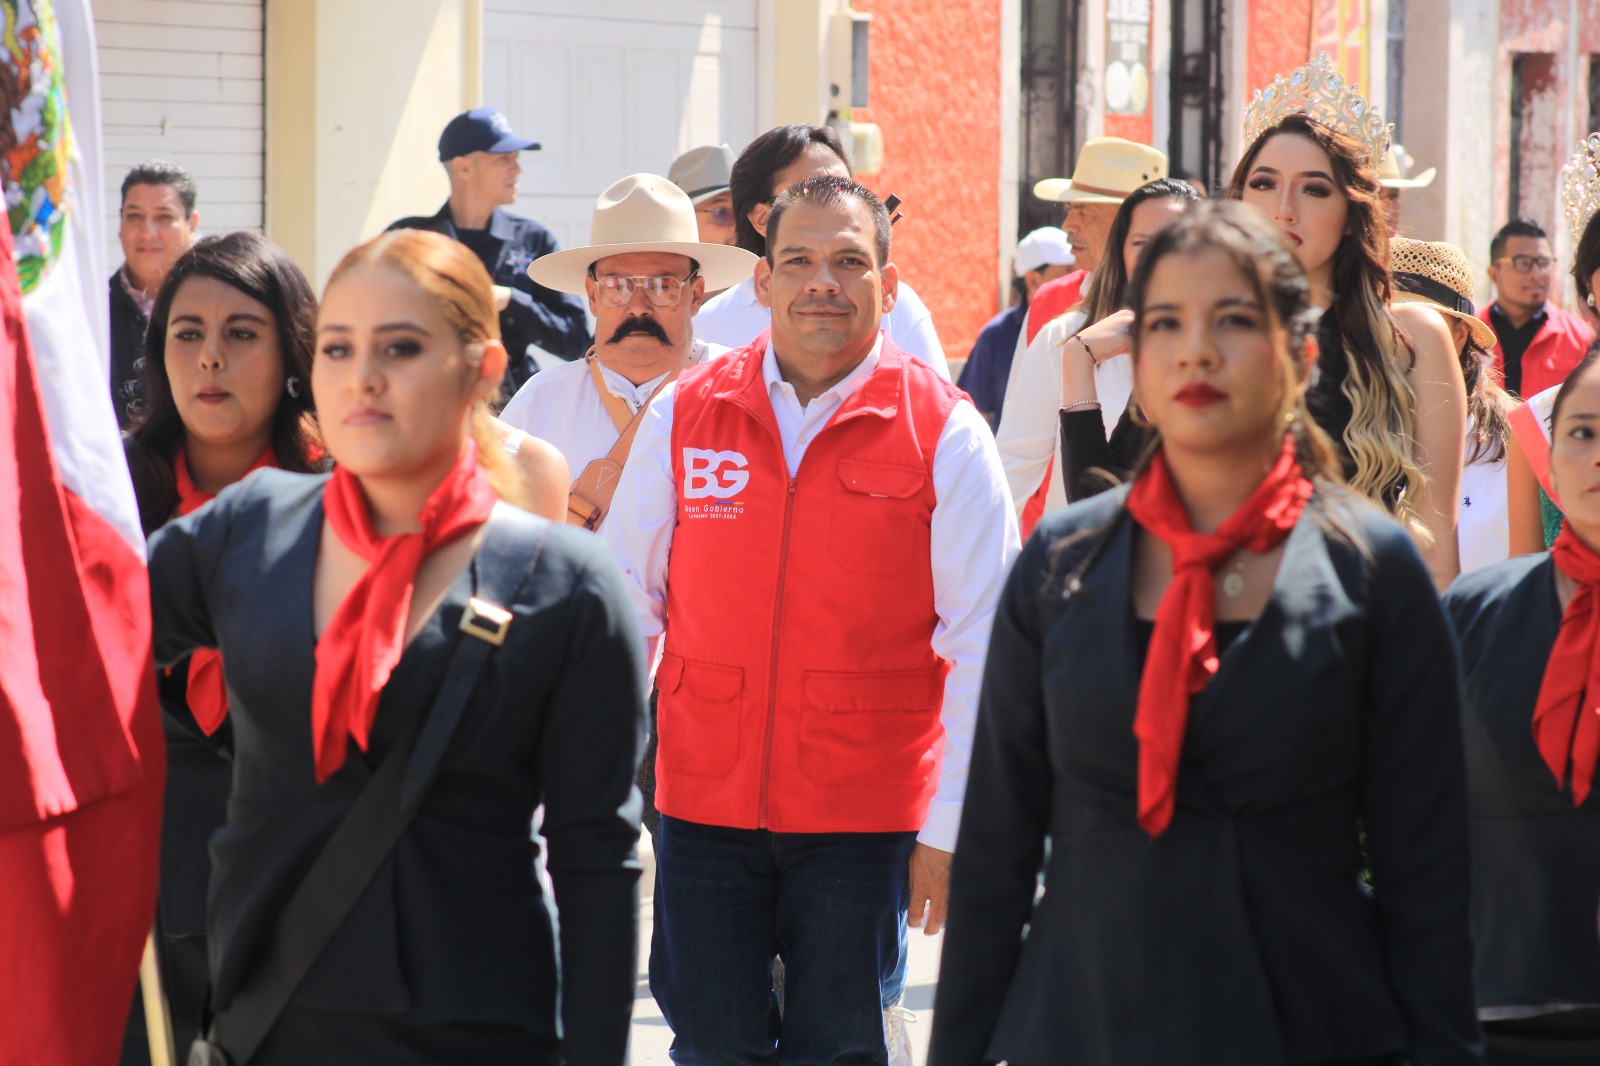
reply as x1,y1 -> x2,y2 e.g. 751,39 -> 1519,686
140,928 -> 177,1066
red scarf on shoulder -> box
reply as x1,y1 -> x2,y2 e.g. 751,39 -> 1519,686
311,441 -> 496,782
1533,528 -> 1600,805
1124,436 -> 1312,836
173,446 -> 277,735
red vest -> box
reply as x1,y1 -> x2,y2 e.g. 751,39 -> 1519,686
1479,301 -> 1595,398
658,338 -> 961,834
1017,270 -> 1090,537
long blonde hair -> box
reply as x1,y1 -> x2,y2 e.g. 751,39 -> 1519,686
324,229 -> 529,508
1227,114 -> 1427,537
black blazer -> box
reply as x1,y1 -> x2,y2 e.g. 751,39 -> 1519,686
109,269 -> 147,429
1443,554 -> 1600,1008
930,486 -> 1482,1066
147,470 -> 646,1066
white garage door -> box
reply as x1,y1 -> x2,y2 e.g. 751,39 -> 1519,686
483,0 -> 759,252
91,0 -> 263,266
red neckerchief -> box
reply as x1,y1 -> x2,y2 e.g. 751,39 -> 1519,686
1533,527 -> 1600,805
172,445 -> 277,735
1124,436 -> 1312,836
311,441 -> 496,782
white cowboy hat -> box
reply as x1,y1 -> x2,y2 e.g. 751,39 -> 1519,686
527,173 -> 757,294
1378,144 -> 1437,189
1033,137 -> 1169,204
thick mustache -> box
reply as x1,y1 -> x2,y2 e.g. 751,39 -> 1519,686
608,317 -> 670,344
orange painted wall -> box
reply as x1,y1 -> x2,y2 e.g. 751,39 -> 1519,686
852,0 -> 1001,364
1247,0 -> 1314,99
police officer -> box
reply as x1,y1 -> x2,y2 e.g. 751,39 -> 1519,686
388,108 -> 590,391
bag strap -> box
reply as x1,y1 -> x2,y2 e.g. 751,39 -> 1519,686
567,365 -> 682,530
212,505 -> 548,1064
587,352 -> 636,435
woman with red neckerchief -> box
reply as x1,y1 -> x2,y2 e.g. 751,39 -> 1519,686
121,231 -> 324,1061
930,203 -> 1481,1066
145,229 -> 644,1065
1443,348 -> 1600,1063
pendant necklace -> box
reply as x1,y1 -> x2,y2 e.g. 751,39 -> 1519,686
1221,558 -> 1247,598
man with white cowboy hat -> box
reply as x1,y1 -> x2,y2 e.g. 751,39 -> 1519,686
499,172 -> 756,532
1378,143 -> 1437,236
669,143 -> 738,248
1022,136 -> 1169,343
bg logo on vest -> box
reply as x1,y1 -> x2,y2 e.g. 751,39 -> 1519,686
678,444 -> 745,515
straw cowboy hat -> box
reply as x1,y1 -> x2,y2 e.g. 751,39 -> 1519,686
527,173 -> 757,294
1033,137 -> 1169,204
1389,237 -> 1497,350
1378,143 -> 1437,189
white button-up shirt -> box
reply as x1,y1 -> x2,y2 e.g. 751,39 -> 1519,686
694,275 -> 952,381
499,339 -> 720,475
599,338 -> 1019,851
994,311 -> 1133,517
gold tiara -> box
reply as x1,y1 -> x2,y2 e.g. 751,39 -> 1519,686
1561,133 -> 1600,246
1242,51 -> 1393,170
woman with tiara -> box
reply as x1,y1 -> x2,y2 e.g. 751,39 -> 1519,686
1229,53 -> 1468,590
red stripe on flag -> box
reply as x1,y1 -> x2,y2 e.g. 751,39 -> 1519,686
0,197 -> 162,1061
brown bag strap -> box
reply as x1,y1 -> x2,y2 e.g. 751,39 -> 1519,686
567,366 -> 683,530
587,353 -> 636,434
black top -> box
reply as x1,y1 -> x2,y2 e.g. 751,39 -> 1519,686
146,470 -> 646,1065
1442,554 -> 1600,1009
1308,312 -> 1404,510
929,486 -> 1482,1066
1487,304 -> 1548,398
386,203 -> 591,389
1058,404 -> 1153,502
109,268 -> 148,429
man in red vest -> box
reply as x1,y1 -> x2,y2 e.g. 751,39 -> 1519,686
603,175 -> 1017,1062
1479,217 -> 1594,398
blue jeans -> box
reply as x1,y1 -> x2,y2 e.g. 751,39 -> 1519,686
651,816 -> 917,1065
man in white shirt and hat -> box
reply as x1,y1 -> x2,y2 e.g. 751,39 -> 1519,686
669,143 -> 739,248
1378,143 -> 1437,236
499,172 -> 757,530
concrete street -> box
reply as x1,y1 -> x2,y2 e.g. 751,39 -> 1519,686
629,832 -> 945,1064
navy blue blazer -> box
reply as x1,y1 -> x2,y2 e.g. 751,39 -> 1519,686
147,470 -> 646,1066
386,202 -> 590,385
930,486 -> 1482,1066
1444,554 -> 1600,1009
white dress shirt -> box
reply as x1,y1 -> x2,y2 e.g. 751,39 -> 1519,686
694,275 -> 952,380
994,311 -> 1133,517
599,338 -> 1019,851
498,339 -> 720,474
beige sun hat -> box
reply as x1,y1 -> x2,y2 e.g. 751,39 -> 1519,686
1033,137 -> 1169,204
1378,143 -> 1437,189
527,173 -> 758,294
1389,237 -> 1497,350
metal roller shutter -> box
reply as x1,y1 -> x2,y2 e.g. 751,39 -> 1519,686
91,0 -> 264,265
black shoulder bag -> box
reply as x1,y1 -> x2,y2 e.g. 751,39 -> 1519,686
188,505 -> 547,1066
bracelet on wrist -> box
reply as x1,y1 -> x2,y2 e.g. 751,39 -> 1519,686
1072,332 -> 1097,364
1061,399 -> 1102,412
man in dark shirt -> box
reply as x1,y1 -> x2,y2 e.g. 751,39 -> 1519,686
110,160 -> 199,428
387,109 -> 590,393
1481,218 -> 1594,397
956,227 -> 1074,431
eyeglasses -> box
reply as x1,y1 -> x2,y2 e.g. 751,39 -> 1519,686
591,273 -> 698,307
696,204 -> 735,227
1497,254 -> 1557,275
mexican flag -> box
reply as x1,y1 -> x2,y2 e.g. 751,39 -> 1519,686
0,2 -> 164,1062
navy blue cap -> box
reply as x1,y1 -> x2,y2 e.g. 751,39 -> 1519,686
438,108 -> 540,161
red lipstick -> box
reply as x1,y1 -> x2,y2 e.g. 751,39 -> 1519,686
1174,382 -> 1226,407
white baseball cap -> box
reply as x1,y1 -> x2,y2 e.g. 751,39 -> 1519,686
1014,227 -> 1075,276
